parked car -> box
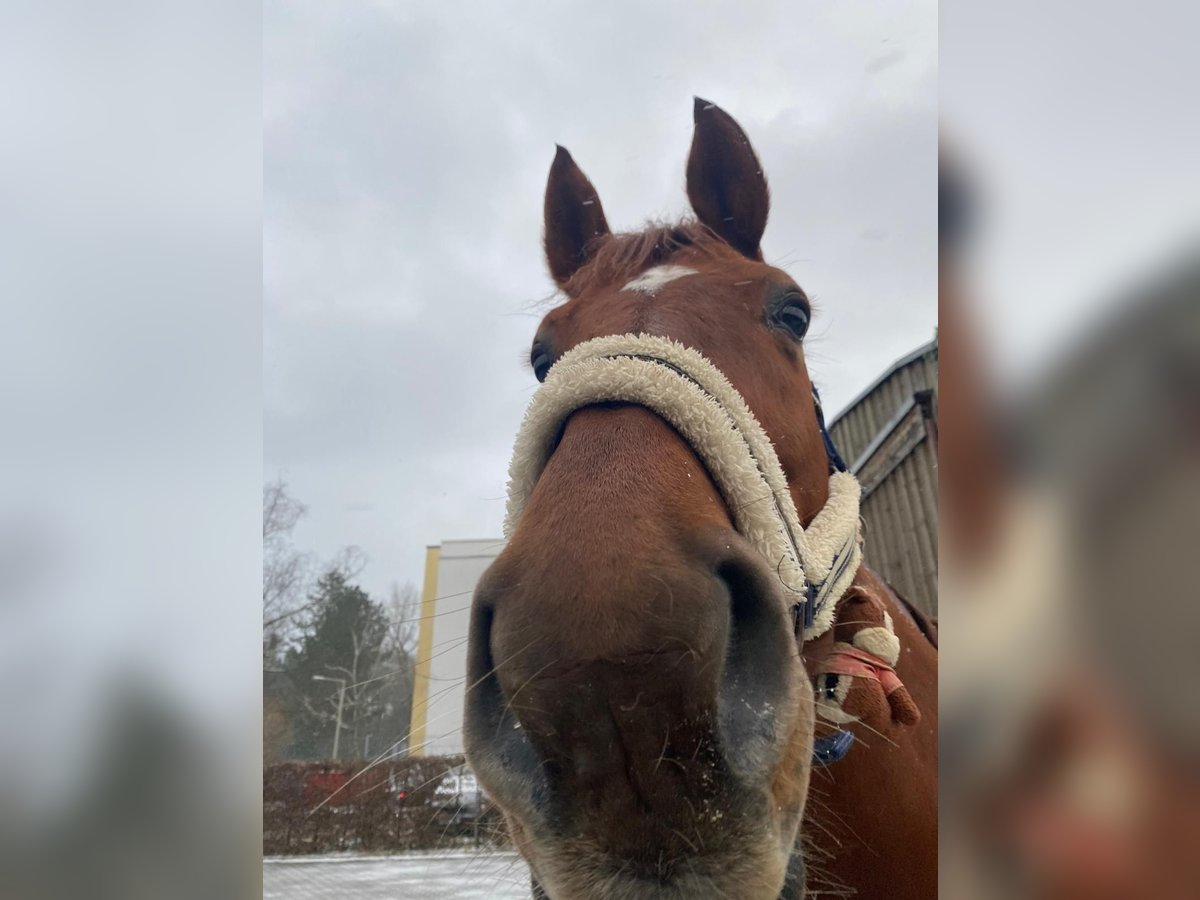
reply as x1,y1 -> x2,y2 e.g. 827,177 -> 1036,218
430,765 -> 487,832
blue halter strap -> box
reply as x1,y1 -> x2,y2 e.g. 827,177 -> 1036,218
811,729 -> 856,766
811,385 -> 848,474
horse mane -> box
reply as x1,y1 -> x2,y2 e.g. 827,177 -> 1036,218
563,220 -> 727,296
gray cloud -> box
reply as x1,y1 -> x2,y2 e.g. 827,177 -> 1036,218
265,0 -> 938,598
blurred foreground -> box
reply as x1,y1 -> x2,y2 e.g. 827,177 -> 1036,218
938,153 -> 1200,897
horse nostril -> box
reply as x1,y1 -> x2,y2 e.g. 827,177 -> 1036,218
716,551 -> 798,776
720,555 -> 778,655
465,602 -> 500,731
463,599 -> 546,812
464,601 -> 515,761
466,600 -> 529,747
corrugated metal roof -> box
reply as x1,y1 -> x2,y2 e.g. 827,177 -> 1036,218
828,337 -> 938,430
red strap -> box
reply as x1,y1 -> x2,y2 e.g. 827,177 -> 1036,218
813,645 -> 905,696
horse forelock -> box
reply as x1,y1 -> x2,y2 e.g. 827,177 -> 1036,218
563,221 -> 727,298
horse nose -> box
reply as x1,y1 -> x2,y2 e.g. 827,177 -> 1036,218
464,537 -> 802,821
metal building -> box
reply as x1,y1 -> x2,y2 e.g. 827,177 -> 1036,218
827,337 -> 939,616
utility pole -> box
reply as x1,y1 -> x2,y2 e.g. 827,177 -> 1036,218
312,675 -> 347,760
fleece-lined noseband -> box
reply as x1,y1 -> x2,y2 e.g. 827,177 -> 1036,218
504,333 -> 862,642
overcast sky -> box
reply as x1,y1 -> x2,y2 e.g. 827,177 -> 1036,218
264,0 -> 938,599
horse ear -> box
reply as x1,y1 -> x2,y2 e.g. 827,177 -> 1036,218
686,98 -> 769,259
544,145 -> 611,287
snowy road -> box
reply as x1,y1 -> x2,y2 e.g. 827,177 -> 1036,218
263,850 -> 531,899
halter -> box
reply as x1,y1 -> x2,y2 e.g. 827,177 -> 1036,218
504,333 -> 909,768
804,384 -> 862,766
503,333 -> 863,641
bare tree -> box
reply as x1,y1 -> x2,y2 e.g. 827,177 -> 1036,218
372,581 -> 421,757
327,545 -> 368,582
263,477 -> 313,661
263,477 -> 375,664
384,582 -> 420,661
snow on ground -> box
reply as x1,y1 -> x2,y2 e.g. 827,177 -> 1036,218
263,850 -> 531,899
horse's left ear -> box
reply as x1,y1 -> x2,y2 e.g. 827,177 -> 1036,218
544,145 -> 611,288
686,98 -> 769,259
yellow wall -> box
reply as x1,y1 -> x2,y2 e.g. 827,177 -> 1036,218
407,545 -> 440,755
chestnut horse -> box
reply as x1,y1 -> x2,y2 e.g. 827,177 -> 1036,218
465,99 -> 937,899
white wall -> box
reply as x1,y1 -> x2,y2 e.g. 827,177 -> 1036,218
419,539 -> 503,756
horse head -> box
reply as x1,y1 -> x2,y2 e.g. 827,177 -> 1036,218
465,99 -> 850,899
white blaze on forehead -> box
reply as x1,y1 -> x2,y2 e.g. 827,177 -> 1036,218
621,265 -> 698,295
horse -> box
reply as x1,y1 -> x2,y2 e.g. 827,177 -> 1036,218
464,98 -> 937,899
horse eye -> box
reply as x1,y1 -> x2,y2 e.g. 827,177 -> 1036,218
772,294 -> 811,340
531,345 -> 554,382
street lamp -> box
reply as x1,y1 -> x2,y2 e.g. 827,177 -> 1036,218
312,675 -> 347,760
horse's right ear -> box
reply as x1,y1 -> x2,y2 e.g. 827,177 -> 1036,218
687,98 -> 769,259
544,145 -> 610,288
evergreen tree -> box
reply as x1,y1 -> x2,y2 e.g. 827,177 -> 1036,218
283,570 -> 390,760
